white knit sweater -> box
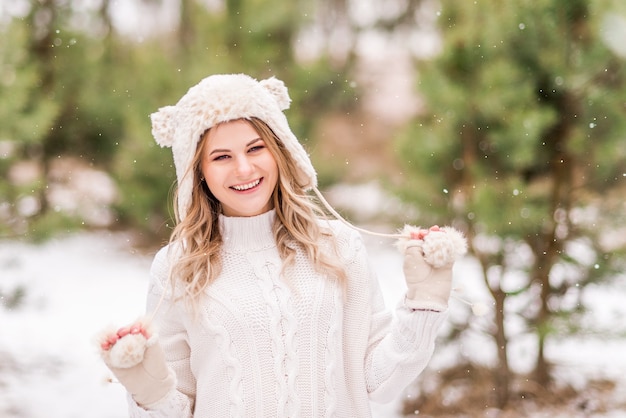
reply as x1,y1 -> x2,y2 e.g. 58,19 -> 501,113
128,210 -> 446,417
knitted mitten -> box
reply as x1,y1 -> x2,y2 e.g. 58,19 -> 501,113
98,318 -> 175,408
397,225 -> 467,311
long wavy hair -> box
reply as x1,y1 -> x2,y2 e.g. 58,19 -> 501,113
167,117 -> 347,307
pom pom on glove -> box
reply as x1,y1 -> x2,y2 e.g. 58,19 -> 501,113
397,225 -> 467,311
97,317 -> 176,408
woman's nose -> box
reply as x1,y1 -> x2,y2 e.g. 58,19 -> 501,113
234,155 -> 253,176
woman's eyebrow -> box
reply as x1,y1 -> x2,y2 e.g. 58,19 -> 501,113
246,137 -> 263,147
208,138 -> 262,155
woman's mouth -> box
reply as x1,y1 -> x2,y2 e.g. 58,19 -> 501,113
231,178 -> 262,191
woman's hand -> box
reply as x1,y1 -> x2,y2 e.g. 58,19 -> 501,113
98,318 -> 175,408
401,226 -> 466,311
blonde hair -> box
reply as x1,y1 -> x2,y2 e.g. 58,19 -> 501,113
168,118 -> 347,308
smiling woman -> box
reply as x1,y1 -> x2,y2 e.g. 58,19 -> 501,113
96,73 -> 464,418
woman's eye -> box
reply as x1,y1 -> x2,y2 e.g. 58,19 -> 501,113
248,145 -> 264,153
213,154 -> 229,161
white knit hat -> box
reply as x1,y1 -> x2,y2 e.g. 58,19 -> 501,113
150,73 -> 317,220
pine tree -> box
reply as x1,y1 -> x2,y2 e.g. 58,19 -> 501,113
397,0 -> 626,408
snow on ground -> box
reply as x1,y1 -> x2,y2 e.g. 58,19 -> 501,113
1,229 -> 626,417
0,232 -> 151,418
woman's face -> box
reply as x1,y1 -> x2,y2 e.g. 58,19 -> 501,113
200,119 -> 278,217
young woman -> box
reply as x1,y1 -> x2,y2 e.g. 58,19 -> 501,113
98,74 -> 463,417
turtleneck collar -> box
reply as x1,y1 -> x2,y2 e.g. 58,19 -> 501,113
219,209 -> 277,252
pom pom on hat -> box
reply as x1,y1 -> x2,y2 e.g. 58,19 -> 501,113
259,77 -> 291,110
151,105 -> 178,148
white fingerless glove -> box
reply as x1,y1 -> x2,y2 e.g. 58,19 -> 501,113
398,226 -> 467,311
99,322 -> 176,408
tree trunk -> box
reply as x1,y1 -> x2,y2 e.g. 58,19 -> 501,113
531,82 -> 577,387
463,121 -> 512,408
491,284 -> 510,408
473,246 -> 511,408
178,0 -> 195,53
533,265 -> 553,386
27,0 -> 58,216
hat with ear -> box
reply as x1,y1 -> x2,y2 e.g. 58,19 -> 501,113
151,74 -> 317,220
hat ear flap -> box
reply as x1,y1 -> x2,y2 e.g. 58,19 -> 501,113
151,105 -> 178,148
260,77 -> 291,111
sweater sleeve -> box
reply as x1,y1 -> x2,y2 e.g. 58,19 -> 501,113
126,245 -> 196,417
353,233 -> 447,403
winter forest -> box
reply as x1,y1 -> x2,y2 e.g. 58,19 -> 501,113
1,0 -> 626,417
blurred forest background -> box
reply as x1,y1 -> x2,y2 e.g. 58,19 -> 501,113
1,0 -> 626,415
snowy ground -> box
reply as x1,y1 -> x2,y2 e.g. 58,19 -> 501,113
1,230 -> 626,417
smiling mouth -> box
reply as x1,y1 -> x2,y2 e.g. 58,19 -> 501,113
231,178 -> 262,191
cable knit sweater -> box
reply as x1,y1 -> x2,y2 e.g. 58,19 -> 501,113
128,210 -> 446,417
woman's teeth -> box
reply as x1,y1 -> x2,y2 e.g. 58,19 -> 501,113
232,179 -> 261,191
